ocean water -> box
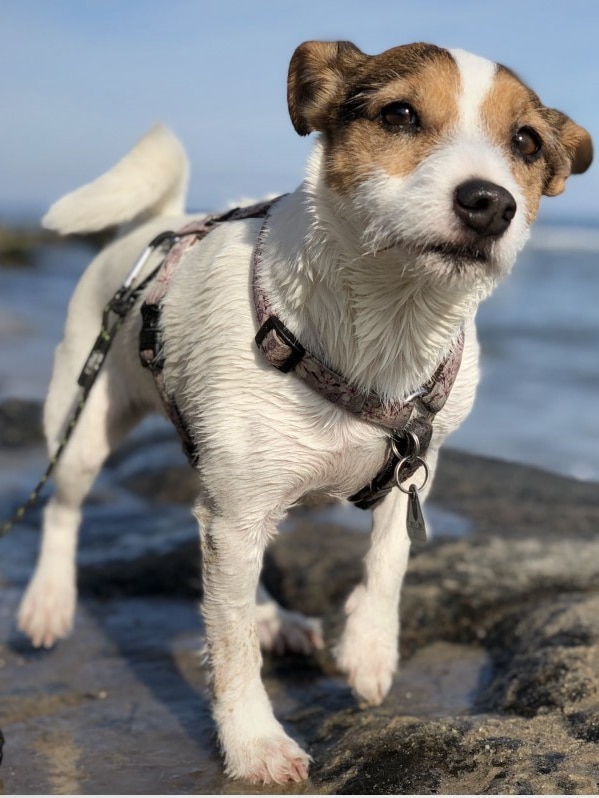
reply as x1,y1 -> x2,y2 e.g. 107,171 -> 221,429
449,224 -> 599,482
0,223 -> 597,482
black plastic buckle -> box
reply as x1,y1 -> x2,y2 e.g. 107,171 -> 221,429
108,287 -> 139,319
139,302 -> 165,371
255,315 -> 306,373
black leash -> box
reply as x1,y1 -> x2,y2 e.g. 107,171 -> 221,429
0,231 -> 178,538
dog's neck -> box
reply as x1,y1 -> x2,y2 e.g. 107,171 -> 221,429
259,144 -> 487,403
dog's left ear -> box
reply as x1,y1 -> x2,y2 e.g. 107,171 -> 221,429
288,40 -> 368,136
542,109 -> 593,196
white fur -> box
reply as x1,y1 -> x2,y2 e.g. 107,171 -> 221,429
356,139 -> 529,288
42,123 -> 189,234
18,47 -> 556,784
449,48 -> 497,134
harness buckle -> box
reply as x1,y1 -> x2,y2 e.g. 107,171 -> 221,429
139,302 -> 165,371
255,315 -> 306,373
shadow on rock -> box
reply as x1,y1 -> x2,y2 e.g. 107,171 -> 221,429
3,417 -> 599,793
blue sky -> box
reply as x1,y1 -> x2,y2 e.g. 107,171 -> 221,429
1,0 -> 597,223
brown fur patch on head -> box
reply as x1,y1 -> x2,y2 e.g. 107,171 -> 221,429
288,41 -> 367,136
288,41 -> 461,194
482,66 -> 593,219
539,107 -> 593,195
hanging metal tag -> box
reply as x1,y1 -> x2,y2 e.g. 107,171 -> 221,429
406,484 -> 428,544
393,433 -> 429,545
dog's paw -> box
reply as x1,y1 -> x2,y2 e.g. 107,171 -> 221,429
17,570 -> 76,648
225,733 -> 311,784
336,586 -> 398,706
256,600 -> 324,655
337,638 -> 397,706
216,691 -> 311,784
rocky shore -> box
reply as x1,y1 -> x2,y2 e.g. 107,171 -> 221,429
1,399 -> 599,794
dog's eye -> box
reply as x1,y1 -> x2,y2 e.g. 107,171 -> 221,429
381,101 -> 420,131
512,126 -> 542,161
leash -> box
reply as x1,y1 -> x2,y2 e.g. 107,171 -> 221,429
0,230 -> 179,538
1,200 -> 276,539
2,200 -> 465,547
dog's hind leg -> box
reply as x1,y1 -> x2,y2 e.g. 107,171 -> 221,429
18,359 -> 147,648
199,508 -> 311,784
256,582 -> 323,655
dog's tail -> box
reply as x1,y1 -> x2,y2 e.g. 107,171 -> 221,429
42,123 -> 189,235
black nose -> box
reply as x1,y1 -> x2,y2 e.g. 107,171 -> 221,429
453,179 -> 517,237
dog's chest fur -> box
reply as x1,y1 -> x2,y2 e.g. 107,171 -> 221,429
158,220 -> 382,504
157,210 -> 478,510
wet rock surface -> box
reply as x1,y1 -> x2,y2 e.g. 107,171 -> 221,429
1,401 -> 599,794
0,399 -> 43,448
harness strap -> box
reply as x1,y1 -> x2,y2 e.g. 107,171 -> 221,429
348,415 -> 433,509
343,328 -> 465,508
252,205 -> 465,429
249,201 -> 465,508
138,198 -> 465,509
139,199 -> 278,464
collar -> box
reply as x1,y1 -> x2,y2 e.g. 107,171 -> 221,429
252,203 -> 465,431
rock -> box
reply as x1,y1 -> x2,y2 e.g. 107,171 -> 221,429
2,435 -> 599,793
0,399 -> 43,448
312,713 -> 599,794
480,594 -> 599,715
0,225 -> 109,269
0,227 -> 45,267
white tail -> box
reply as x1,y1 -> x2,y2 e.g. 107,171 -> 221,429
42,124 -> 189,235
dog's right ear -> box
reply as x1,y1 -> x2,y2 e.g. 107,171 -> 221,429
541,108 -> 593,197
288,41 -> 367,136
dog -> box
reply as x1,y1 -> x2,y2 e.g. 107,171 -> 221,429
17,41 -> 592,783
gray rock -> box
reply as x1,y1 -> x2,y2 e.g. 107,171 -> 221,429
0,399 -> 43,448
2,425 -> 599,793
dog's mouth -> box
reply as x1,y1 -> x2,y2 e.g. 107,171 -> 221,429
372,236 -> 495,267
424,241 -> 490,263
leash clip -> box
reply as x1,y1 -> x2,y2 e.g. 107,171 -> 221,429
122,230 -> 179,289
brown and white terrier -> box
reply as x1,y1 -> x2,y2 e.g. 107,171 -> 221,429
19,41 -> 592,783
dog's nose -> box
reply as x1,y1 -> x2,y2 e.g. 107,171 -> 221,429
453,180 -> 517,237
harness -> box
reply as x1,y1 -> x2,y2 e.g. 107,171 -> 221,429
1,197 -> 463,541
138,197 -> 465,535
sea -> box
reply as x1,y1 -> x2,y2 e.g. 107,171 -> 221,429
0,219 -> 598,484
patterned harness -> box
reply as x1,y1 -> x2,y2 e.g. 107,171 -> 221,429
138,197 -> 464,512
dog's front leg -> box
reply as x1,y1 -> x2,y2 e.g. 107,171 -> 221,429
336,451 -> 436,707
199,510 -> 310,784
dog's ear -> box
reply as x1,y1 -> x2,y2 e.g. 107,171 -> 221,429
541,109 -> 593,196
288,40 -> 367,136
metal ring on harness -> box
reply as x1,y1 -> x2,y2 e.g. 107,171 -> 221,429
393,455 -> 430,493
391,428 -> 421,460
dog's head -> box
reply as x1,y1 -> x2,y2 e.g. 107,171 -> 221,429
288,41 -> 592,285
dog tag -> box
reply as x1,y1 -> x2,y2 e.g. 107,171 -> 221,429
406,484 -> 427,544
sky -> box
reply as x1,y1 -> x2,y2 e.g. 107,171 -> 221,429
1,0 -> 597,224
